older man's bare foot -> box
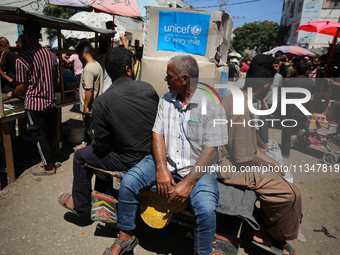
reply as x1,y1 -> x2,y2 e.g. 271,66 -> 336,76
253,228 -> 274,247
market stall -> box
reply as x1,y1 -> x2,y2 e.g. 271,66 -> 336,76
0,6 -> 114,184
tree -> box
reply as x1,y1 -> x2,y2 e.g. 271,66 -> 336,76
231,20 -> 288,54
42,6 -> 88,40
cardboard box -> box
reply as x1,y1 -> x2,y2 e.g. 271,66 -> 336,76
142,57 -> 219,97
309,120 -> 328,130
141,7 -> 233,97
143,7 -> 233,64
307,114 -> 328,130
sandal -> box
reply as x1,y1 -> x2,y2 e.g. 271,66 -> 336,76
251,240 -> 284,255
104,235 -> 139,255
32,166 -> 56,176
283,242 -> 297,255
39,162 -> 62,169
58,192 -> 79,215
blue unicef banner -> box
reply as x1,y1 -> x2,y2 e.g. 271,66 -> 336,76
157,11 -> 211,56
17,24 -> 24,36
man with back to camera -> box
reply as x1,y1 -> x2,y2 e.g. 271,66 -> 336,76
62,44 -> 83,85
102,55 -> 228,255
218,54 -> 302,255
7,19 -> 60,175
58,47 -> 159,217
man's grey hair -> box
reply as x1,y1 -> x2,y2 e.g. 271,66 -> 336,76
168,55 -> 199,79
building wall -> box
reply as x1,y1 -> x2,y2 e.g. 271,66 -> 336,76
281,0 -> 340,50
115,16 -> 144,46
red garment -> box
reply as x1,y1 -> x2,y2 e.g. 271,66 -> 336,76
240,63 -> 249,73
16,45 -> 59,111
306,67 -> 318,80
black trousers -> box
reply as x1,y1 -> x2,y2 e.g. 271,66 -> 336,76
26,108 -> 57,166
281,116 -> 306,157
72,145 -> 126,211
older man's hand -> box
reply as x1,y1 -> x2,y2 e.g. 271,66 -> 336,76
156,169 -> 175,197
168,179 -> 193,205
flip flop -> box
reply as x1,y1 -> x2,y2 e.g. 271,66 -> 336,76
58,192 -> 79,215
103,235 -> 139,255
32,166 -> 56,176
283,242 -> 297,255
40,162 -> 62,169
251,240 -> 284,255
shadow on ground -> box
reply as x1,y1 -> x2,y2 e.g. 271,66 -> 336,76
0,118 -> 84,189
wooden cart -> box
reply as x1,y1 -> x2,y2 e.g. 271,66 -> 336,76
0,6 -> 114,184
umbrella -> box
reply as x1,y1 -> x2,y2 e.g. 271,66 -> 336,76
228,52 -> 242,58
297,21 -> 340,38
297,21 -> 340,112
309,47 -> 328,56
49,0 -> 158,20
90,0 -> 140,19
267,45 -> 315,57
61,11 -> 114,39
297,21 -> 340,75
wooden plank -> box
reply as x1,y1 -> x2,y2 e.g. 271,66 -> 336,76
57,25 -> 65,104
55,108 -> 61,155
2,122 -> 15,183
95,32 -> 99,58
18,118 -> 27,137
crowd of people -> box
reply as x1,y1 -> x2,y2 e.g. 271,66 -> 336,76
227,50 -> 340,158
2,18 -> 340,255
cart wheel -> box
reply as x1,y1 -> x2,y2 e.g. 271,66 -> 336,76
323,152 -> 338,166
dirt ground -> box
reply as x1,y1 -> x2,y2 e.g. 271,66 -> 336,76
0,104 -> 339,255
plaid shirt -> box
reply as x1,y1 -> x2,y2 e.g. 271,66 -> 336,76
16,45 -> 59,111
153,86 -> 228,177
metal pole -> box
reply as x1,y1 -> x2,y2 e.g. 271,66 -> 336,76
57,25 -> 65,104
324,27 -> 340,77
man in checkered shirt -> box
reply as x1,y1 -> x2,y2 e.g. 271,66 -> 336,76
104,55 -> 228,255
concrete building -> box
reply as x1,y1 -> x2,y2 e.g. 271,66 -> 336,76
280,0 -> 340,50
